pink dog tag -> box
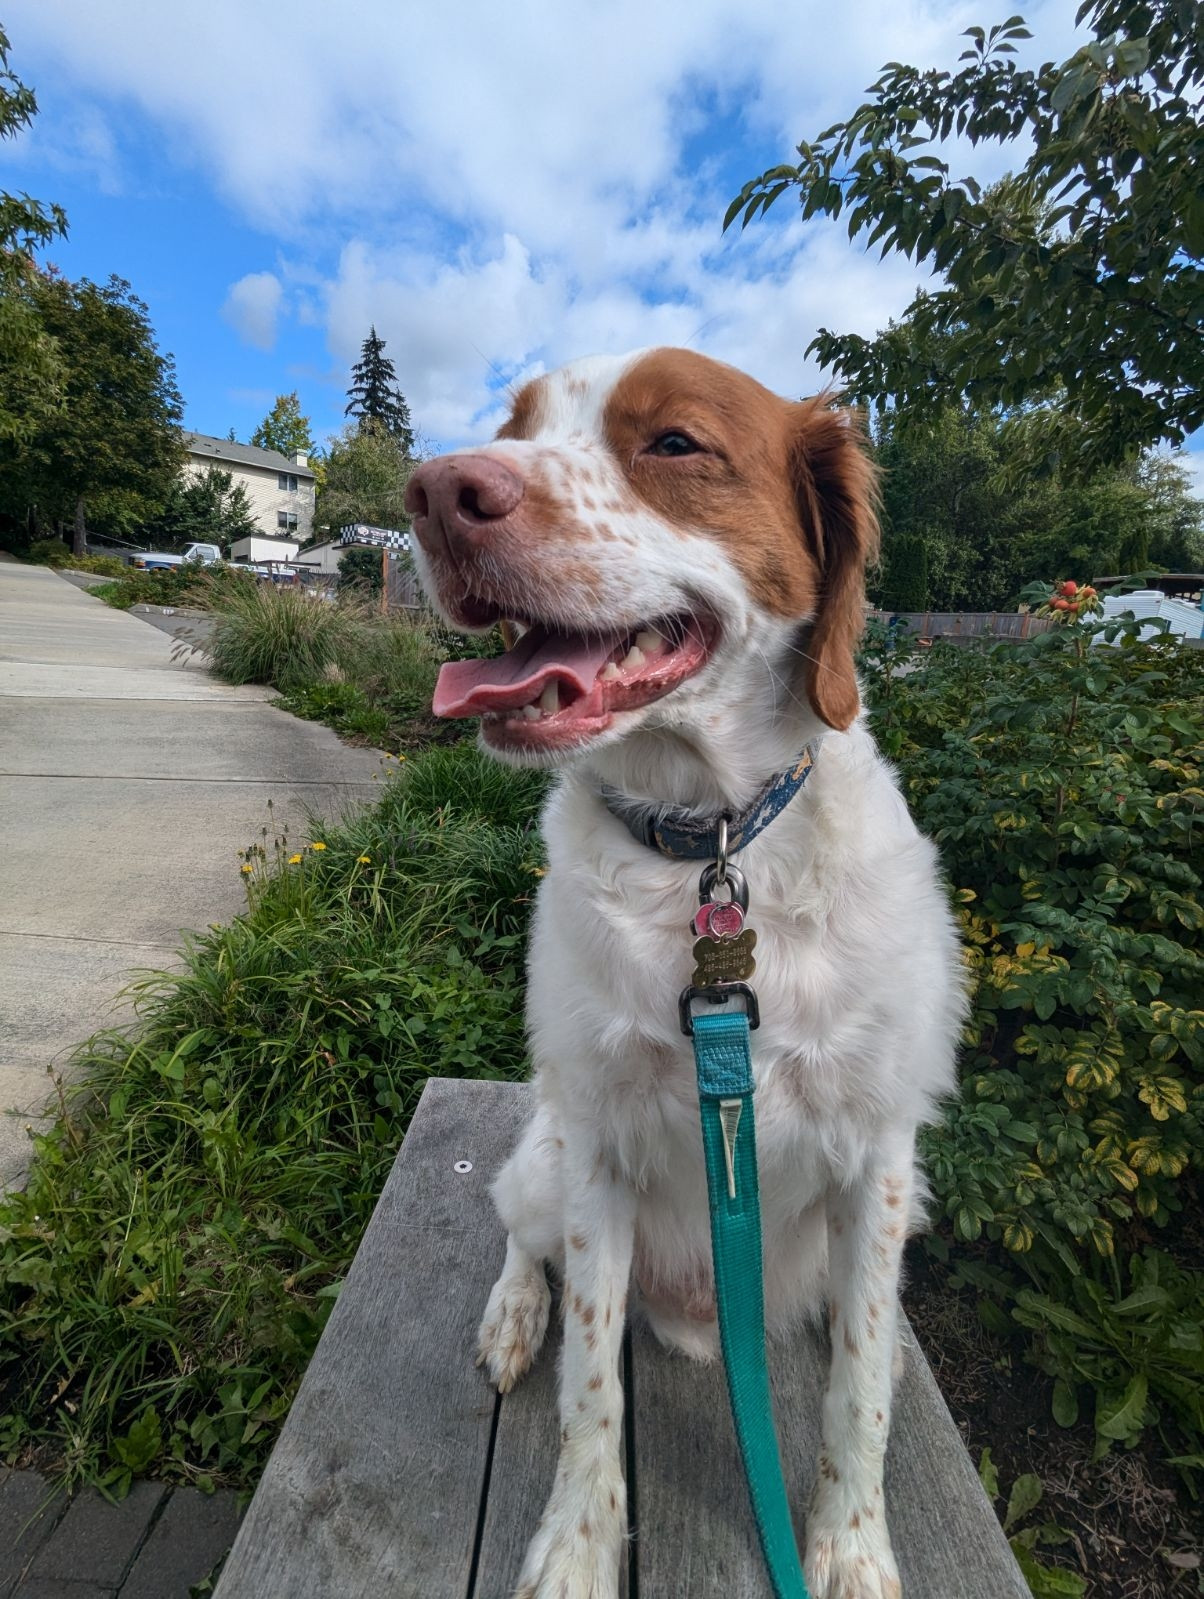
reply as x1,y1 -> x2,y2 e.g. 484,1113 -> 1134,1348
693,900 -> 746,940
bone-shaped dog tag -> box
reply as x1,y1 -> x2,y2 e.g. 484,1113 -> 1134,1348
691,928 -> 757,987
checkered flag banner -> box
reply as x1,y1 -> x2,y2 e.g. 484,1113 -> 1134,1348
339,524 -> 412,551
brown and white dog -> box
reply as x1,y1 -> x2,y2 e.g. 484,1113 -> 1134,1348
405,348 -> 963,1599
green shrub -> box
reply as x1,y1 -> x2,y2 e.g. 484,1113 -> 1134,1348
861,617 -> 1204,1477
198,578 -> 363,692
0,746 -> 543,1491
75,554 -> 129,578
27,537 -> 71,567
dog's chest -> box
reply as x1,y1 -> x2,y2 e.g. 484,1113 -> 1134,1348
528,829 -> 898,1189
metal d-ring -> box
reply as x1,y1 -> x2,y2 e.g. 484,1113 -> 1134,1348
698,861 -> 748,910
715,814 -> 730,888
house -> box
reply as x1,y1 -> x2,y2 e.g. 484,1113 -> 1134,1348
229,534 -> 301,567
297,525 -> 413,576
184,433 -> 316,542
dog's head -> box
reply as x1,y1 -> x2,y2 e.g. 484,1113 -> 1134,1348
406,348 -> 878,774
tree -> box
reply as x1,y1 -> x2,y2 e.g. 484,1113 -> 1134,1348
728,1 -> 1204,468
313,422 -> 414,539
880,535 -> 930,612
250,392 -> 313,458
336,545 -> 384,597
871,397 -> 1204,608
345,326 -> 414,449
142,466 -> 258,554
0,272 -> 184,556
0,26 -> 67,443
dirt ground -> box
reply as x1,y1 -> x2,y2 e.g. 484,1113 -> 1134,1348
903,1246 -> 1202,1599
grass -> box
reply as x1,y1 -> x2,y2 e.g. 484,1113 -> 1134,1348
0,744 -> 549,1493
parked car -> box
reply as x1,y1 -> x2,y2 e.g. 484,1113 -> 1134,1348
127,542 -> 223,571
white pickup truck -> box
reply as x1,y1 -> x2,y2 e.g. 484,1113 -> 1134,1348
127,542 -> 223,571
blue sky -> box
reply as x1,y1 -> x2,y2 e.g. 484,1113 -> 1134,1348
4,0 -> 1200,491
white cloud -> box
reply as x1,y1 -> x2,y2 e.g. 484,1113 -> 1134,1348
220,271 -> 283,352
8,0 -> 1086,442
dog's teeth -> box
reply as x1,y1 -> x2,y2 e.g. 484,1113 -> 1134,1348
635,629 -> 662,654
599,661 -> 621,683
539,680 -> 560,715
622,645 -> 645,669
522,704 -> 541,720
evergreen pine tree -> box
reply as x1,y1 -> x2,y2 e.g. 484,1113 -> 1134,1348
344,327 -> 414,450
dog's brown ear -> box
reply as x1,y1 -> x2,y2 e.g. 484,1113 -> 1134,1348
789,399 -> 880,731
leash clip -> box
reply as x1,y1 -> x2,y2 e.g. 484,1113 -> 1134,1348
679,981 -> 761,1036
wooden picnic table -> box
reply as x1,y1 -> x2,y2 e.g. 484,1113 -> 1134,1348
214,1078 -> 1028,1598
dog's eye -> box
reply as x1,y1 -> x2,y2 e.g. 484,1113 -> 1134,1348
648,431 -> 701,457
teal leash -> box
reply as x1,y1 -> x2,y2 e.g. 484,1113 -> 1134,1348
681,837 -> 811,1598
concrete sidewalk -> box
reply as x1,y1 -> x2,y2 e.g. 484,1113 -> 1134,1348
0,560 -> 385,1186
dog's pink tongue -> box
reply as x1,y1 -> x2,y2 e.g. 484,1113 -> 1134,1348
433,626 -> 624,718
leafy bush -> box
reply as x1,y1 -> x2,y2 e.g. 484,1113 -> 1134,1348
0,745 -> 545,1491
861,617 -> 1204,1477
26,537 -> 70,567
74,554 -> 128,578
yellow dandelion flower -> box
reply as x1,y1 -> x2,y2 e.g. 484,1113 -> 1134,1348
288,853 -> 302,865
310,841 -> 327,852
357,855 -> 371,865
397,753 -> 406,761
240,864 -> 253,875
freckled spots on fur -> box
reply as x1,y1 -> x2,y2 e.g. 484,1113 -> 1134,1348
579,1519 -> 591,1538
884,1222 -> 903,1240
588,1374 -> 603,1390
561,1427 -> 569,1443
865,1505 -> 876,1519
868,1301 -> 879,1322
832,1220 -> 844,1236
843,1325 -> 859,1357
819,1452 -> 840,1483
582,496 -> 597,511
610,1490 -> 618,1511
554,1137 -> 564,1150
884,1190 -> 902,1209
619,1294 -> 628,1315
577,1399 -> 586,1412
604,1305 -> 612,1327
569,1233 -> 587,1251
581,1303 -> 595,1326
850,1512 -> 861,1530
585,1327 -> 597,1350
600,1415 -> 611,1428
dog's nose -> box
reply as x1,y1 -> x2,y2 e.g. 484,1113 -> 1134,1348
405,454 -> 525,558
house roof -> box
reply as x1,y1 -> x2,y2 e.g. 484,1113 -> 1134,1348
185,431 -> 315,480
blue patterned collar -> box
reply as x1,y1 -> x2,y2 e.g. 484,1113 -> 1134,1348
599,744 -> 819,860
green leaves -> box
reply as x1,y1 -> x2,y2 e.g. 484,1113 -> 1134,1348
727,1 -> 1204,467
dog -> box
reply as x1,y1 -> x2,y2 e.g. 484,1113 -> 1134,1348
405,348 -> 964,1599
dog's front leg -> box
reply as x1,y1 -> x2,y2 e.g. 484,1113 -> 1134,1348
515,1121 -> 634,1599
805,1137 -> 914,1599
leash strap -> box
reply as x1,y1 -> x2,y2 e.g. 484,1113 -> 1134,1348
690,1007 -> 810,1598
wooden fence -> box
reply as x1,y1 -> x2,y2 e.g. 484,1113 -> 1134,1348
869,609 -> 1055,640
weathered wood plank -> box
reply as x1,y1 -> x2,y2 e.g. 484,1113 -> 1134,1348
214,1078 -> 526,1599
218,1079 -> 1026,1598
632,1313 -> 1028,1597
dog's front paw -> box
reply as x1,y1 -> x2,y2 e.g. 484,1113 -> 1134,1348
514,1463 -> 625,1599
806,1482 -> 900,1599
477,1262 -> 551,1393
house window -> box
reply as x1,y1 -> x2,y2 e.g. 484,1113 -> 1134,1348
277,512 -> 299,531
277,471 -> 299,492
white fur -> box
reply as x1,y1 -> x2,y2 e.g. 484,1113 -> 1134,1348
419,354 -> 965,1599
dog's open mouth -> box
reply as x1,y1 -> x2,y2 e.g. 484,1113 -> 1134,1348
433,613 -> 713,750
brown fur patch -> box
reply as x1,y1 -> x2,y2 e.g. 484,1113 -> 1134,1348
494,378 -> 547,441
569,1233 -> 587,1251
588,1374 -> 603,1390
601,348 -> 879,729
